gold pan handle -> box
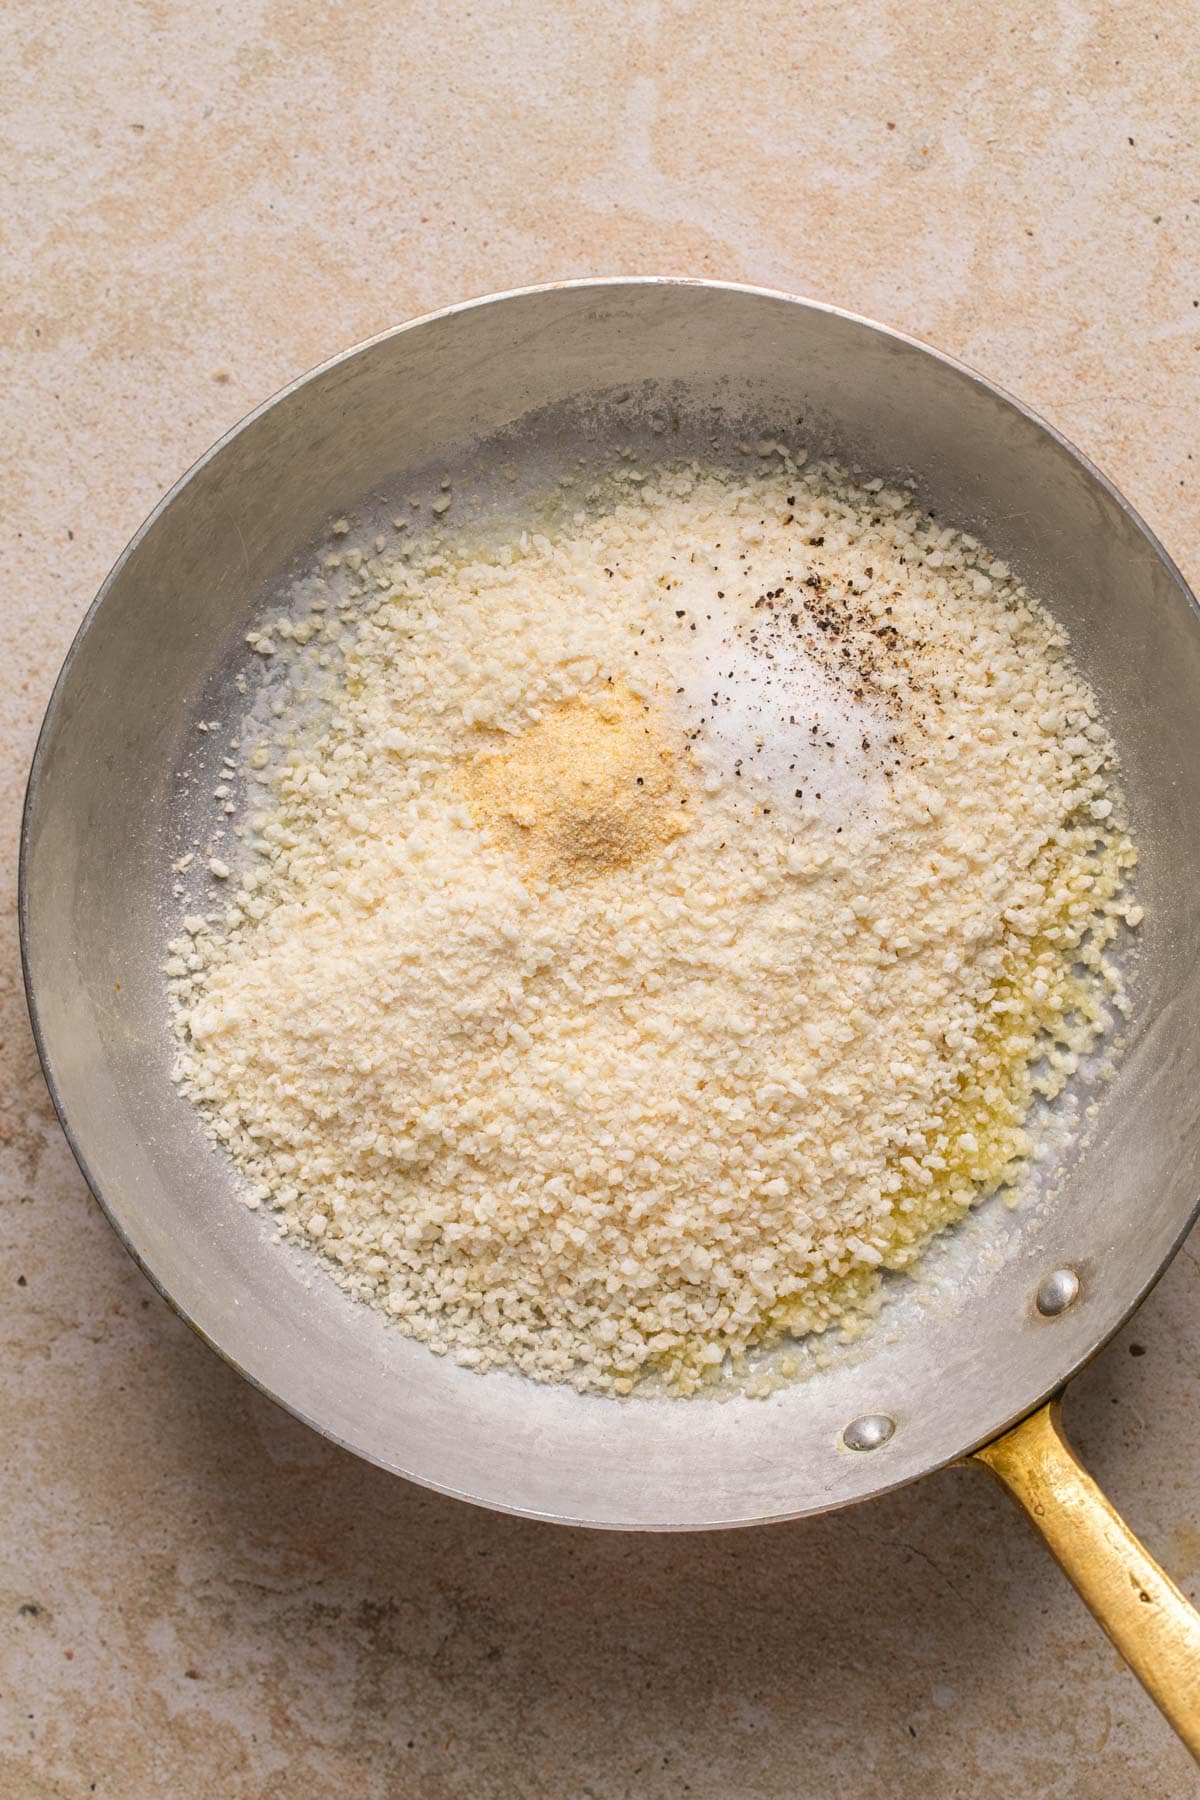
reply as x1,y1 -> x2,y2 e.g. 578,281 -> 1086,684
973,1400 -> 1200,1759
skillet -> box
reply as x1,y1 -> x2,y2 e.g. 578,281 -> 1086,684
21,279 -> 1200,1751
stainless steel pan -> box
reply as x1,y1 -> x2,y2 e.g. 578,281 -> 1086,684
20,280 -> 1200,1750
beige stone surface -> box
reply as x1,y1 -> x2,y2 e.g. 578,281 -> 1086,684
3,1 -> 1200,1794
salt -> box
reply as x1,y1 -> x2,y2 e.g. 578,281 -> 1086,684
668,568 -> 891,831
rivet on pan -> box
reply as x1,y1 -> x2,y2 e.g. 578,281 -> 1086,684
1036,1268 -> 1081,1316
842,1413 -> 895,1452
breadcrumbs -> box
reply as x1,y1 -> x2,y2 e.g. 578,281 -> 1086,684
168,452 -> 1138,1396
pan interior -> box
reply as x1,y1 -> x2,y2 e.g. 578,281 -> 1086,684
22,282 -> 1200,1527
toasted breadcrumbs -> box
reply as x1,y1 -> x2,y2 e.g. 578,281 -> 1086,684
168,452 -> 1138,1396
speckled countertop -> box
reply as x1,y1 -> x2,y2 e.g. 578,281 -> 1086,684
3,3 -> 1200,1796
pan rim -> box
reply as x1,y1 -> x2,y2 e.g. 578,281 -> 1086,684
19,274 -> 1200,1529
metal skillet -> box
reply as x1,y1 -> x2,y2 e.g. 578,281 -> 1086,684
20,279 -> 1200,1751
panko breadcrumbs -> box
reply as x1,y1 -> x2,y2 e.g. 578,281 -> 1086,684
168,449 -> 1139,1397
